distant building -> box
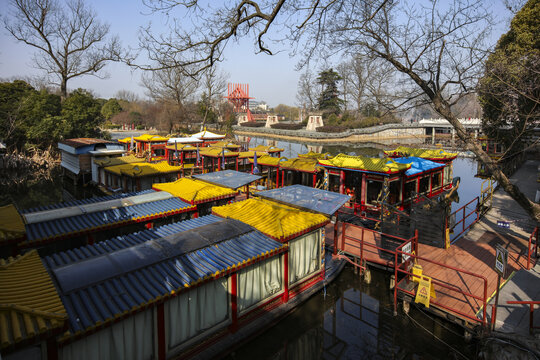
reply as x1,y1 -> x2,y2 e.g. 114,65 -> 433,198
249,100 -> 268,112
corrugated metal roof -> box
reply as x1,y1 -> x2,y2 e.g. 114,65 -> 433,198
279,157 -> 320,173
384,146 -> 458,162
43,216 -> 285,339
248,155 -> 287,166
0,250 -> 67,350
152,178 -> 237,204
392,157 -> 446,176
104,161 -> 184,177
0,204 -> 26,245
256,185 -> 350,216
193,170 -> 262,189
20,190 -> 154,214
59,138 -> 116,149
212,198 -> 329,241
23,197 -> 195,246
93,154 -> 141,167
318,154 -> 410,175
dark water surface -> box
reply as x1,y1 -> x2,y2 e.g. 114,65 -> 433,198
4,135 -> 488,359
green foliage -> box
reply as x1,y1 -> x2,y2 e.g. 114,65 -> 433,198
317,68 -> 344,116
61,89 -> 105,139
478,0 -> 540,149
101,98 -> 123,120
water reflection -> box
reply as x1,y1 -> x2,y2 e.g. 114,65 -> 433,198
227,267 -> 477,359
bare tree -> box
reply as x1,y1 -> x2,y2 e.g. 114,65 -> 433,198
4,0 -> 123,98
139,0 -> 539,221
296,70 -> 318,112
199,66 -> 228,129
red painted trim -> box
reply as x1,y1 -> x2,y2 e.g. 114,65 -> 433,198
157,303 -> 166,360
283,252 -> 289,303
230,273 -> 238,332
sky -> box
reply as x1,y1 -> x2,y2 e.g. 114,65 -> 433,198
0,0 -> 304,107
0,0 -> 516,108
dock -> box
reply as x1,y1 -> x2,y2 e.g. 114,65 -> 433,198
328,159 -> 539,334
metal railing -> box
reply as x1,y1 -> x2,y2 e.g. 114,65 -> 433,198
393,249 -> 489,327
506,300 -> 539,334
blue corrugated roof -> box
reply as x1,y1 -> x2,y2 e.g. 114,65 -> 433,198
193,170 -> 262,189
390,156 -> 445,177
256,185 -> 350,216
24,197 -> 195,244
43,216 -> 286,335
20,190 -> 154,214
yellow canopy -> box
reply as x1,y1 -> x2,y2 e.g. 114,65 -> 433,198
279,157 -> 320,173
0,204 -> 26,245
133,134 -> 169,142
249,155 -> 287,166
249,145 -> 284,153
0,250 -> 67,350
298,151 -> 332,160
212,198 -> 328,241
117,137 -> 132,143
384,146 -> 458,161
165,144 -> 198,151
93,154 -> 141,167
209,141 -> 241,149
153,178 -> 237,204
319,154 -> 410,174
104,161 -> 184,177
199,147 -> 239,157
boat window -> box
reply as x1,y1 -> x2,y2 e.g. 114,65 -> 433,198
443,165 -> 452,185
366,179 -> 383,205
404,180 -> 417,201
328,173 -> 340,193
344,171 -> 362,203
432,172 -> 442,190
419,175 -> 430,194
388,179 -> 401,204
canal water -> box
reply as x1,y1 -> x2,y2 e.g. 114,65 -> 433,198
4,134 -> 490,359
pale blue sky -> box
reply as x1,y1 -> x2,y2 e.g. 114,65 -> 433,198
0,0 -> 303,107
0,0 -> 515,107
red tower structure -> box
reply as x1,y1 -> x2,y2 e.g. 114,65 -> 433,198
224,83 -> 254,121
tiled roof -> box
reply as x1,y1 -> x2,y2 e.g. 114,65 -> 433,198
208,141 -> 241,149
93,154 -> 141,167
199,147 -> 239,157
152,178 -> 237,204
165,144 -> 198,151
318,154 -> 410,174
384,146 -> 458,161
238,150 -> 259,159
0,204 -> 26,245
23,197 -> 195,246
104,161 -> 184,177
133,134 -> 169,142
212,198 -> 329,241
0,250 -> 67,350
298,151 -> 332,160
249,155 -> 287,166
248,145 -> 284,153
43,216 -> 285,340
59,138 -> 115,148
279,157 -> 320,173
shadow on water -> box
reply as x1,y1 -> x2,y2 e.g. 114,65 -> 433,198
225,267 -> 479,360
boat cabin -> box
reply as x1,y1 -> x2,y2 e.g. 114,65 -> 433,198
278,157 -> 324,189
318,154 -> 450,214
249,155 -> 287,190
248,145 -> 284,157
190,128 -> 226,146
198,147 -> 240,172
132,134 -> 169,159
102,161 -> 185,192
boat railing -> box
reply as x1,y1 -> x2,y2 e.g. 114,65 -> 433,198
393,248 -> 489,327
506,300 -> 540,334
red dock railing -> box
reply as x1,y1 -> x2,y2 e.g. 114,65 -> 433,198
393,249 -> 489,327
506,300 -> 539,334
447,197 -> 480,243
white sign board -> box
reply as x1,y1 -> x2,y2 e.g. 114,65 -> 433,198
402,242 -> 412,263
495,245 -> 508,277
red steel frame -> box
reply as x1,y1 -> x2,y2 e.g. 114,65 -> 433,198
393,248 -> 489,327
446,197 -> 481,243
224,83 -> 254,121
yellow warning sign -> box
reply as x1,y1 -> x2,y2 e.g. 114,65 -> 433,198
415,276 -> 432,308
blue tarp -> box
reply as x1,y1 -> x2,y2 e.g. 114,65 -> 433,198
193,170 -> 263,189
256,184 -> 350,216
390,157 -> 445,177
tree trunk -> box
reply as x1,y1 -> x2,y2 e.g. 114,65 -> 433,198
433,95 -> 540,223
61,77 -> 68,100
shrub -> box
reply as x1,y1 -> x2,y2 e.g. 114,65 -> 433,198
240,122 -> 265,127
270,123 -> 304,130
136,124 -> 145,130
316,125 -> 347,133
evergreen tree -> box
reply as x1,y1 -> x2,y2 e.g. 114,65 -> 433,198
317,69 -> 344,117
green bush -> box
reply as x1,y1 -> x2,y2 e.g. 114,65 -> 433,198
136,124 -> 145,130
316,125 -> 347,133
270,123 -> 304,130
240,122 -> 265,127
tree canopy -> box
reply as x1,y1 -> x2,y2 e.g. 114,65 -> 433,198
317,69 -> 344,116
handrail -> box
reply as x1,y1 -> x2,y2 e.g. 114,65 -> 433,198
394,249 -> 488,326
506,300 -> 539,334
527,227 -> 539,270
448,196 -> 480,243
